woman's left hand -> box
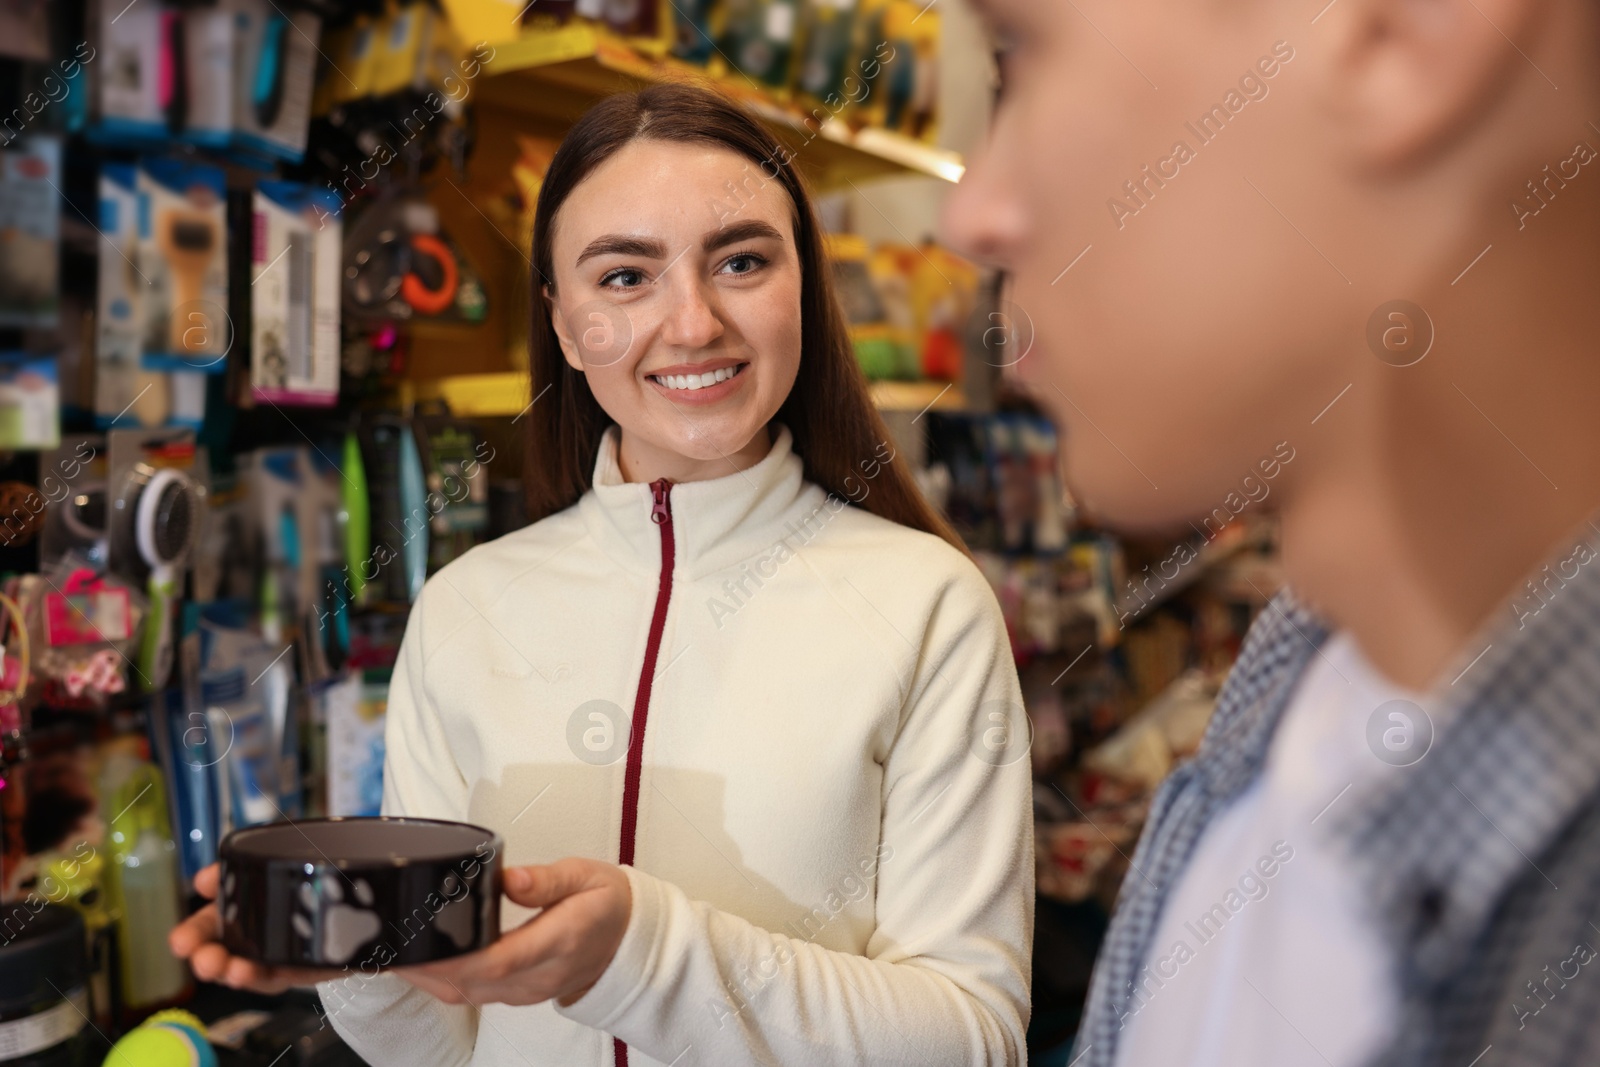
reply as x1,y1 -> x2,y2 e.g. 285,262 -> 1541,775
396,857 -> 631,1008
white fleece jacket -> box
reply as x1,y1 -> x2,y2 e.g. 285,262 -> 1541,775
316,422 -> 1034,1066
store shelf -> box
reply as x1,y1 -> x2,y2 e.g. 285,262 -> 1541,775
415,371 -> 530,417
416,372 -> 966,418
868,379 -> 966,412
476,24 -> 965,189
1113,521 -> 1267,623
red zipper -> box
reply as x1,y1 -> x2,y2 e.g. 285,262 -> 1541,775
615,478 -> 675,1067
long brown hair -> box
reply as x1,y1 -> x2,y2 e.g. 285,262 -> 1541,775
522,80 -> 967,556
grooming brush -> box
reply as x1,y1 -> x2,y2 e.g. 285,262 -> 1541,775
131,466 -> 199,690
253,13 -> 288,128
156,209 -> 220,356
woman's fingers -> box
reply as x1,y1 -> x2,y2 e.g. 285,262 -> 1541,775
168,902 -> 220,960
193,862 -> 221,900
169,895 -> 343,993
186,940 -> 234,983
501,858 -> 596,909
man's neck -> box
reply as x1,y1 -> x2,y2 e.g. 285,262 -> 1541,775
1280,224 -> 1600,691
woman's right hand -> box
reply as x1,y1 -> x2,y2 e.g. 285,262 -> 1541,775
168,864 -> 345,993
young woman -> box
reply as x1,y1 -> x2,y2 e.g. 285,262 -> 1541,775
171,82 -> 1033,1066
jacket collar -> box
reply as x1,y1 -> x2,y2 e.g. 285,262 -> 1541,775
1327,518 -> 1600,988
577,421 -> 824,580
1079,522 -> 1600,1067
1189,517 -> 1600,990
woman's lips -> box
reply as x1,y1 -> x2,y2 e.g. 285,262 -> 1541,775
646,361 -> 750,404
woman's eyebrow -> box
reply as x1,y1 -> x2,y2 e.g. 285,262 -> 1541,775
704,219 -> 784,253
575,234 -> 669,267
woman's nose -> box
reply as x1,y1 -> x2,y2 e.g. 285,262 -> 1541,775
659,275 -> 726,349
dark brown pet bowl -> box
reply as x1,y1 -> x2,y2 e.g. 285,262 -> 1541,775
218,816 -> 502,968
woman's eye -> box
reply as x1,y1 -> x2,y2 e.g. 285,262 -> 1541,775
600,268 -> 646,289
720,253 -> 766,276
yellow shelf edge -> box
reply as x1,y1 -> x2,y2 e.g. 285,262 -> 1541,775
478,28 -> 963,186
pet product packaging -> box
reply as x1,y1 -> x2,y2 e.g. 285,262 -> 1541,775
414,418 -> 490,572
38,435 -> 108,569
137,158 -> 228,427
251,182 -> 342,406
106,428 -> 205,690
95,164 -> 158,427
179,4 -> 237,148
231,0 -> 320,162
0,355 -> 60,448
323,670 -> 386,817
93,0 -> 165,141
0,135 -> 61,329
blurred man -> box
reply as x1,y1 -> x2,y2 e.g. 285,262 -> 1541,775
943,1 -> 1600,1064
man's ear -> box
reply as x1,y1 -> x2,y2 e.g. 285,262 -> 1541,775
544,285 -> 585,372
1320,0 -> 1555,170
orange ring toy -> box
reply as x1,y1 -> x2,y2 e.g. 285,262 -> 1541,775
401,233 -> 459,316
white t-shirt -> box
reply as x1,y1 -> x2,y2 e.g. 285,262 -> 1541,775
1112,632 -> 1439,1067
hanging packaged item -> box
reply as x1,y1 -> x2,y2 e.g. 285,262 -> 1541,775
93,0 -> 166,142
341,194 -> 487,325
43,566 -> 133,649
0,355 -> 60,449
356,418 -> 428,605
231,0 -> 321,162
303,447 -> 353,680
323,669 -> 386,817
33,555 -> 142,710
414,418 -> 492,572
136,159 -> 229,429
311,14 -> 381,118
180,4 -> 238,147
251,183 -> 342,407
106,428 -> 204,692
0,0 -> 49,61
244,447 -> 313,642
38,435 -> 107,570
192,617 -> 299,836
94,164 -> 162,429
0,136 -> 60,330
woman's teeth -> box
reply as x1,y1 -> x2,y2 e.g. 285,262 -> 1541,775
649,363 -> 746,391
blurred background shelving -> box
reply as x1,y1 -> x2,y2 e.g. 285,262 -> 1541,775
0,1 -> 1283,1064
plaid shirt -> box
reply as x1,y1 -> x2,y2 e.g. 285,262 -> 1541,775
1074,537 -> 1600,1067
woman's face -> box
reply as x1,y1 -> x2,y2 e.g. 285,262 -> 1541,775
545,139 -> 804,481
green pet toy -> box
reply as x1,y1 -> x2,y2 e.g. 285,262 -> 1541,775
101,1009 -> 218,1067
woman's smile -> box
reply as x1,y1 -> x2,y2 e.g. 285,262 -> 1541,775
645,359 -> 751,404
